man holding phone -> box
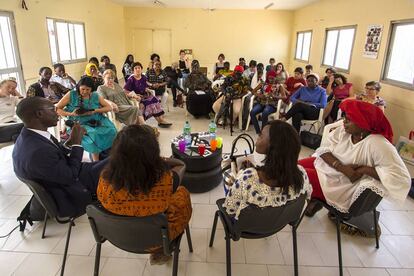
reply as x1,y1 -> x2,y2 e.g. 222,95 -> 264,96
13,97 -> 108,217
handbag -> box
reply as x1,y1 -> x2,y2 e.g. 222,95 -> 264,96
221,133 -> 255,194
300,123 -> 322,150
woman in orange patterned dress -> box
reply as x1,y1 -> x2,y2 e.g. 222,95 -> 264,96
97,125 -> 192,265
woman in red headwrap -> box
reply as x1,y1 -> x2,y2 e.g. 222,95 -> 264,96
300,99 -> 411,216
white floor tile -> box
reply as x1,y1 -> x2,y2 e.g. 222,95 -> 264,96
0,251 -> 28,276
143,260 -> 187,276
90,242 -> 148,260
387,268 -> 414,276
179,228 -> 208,262
380,211 -> 414,235
59,255 -> 107,276
13,253 -> 62,276
190,191 -> 210,204
0,195 -> 31,219
310,233 -> 364,267
268,265 -> 352,276
14,220 -> 68,253
185,262 -> 226,276
191,204 -> 221,229
232,264 -> 269,276
100,257 -> 146,276
0,195 -> 19,213
277,232 -> 324,266
207,229 -> 246,263
382,235 -> 414,268
347,267 -> 390,276
244,235 -> 285,265
0,219 -> 38,250
51,222 -> 95,256
346,235 -> 400,268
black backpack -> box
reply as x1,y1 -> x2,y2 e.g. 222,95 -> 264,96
17,196 -> 46,232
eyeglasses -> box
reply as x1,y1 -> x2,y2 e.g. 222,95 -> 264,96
365,87 -> 377,91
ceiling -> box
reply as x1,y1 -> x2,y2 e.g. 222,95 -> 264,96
109,0 -> 319,10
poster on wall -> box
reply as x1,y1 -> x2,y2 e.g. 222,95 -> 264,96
363,24 -> 383,59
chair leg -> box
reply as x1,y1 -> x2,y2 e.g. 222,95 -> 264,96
373,209 -> 379,249
41,212 -> 48,239
335,217 -> 343,276
209,211 -> 219,247
172,244 -> 180,276
292,227 -> 299,276
225,236 -> 232,276
185,225 -> 193,252
94,242 -> 101,276
60,218 -> 75,276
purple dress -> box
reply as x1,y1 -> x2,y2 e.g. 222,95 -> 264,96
124,75 -> 164,119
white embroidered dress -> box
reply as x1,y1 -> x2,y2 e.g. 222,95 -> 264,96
313,125 -> 411,213
223,166 -> 312,219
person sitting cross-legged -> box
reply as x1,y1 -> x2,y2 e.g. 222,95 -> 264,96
12,97 -> 108,217
282,73 -> 327,133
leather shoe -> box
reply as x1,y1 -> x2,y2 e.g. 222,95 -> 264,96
305,199 -> 323,217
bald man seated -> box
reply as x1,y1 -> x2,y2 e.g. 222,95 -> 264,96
12,97 -> 108,217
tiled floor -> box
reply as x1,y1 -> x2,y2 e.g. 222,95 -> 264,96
1,99 -> 414,276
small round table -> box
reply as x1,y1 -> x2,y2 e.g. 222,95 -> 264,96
171,133 -> 222,193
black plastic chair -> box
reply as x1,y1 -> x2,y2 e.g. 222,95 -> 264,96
209,194 -> 307,276
86,202 -> 193,276
311,189 -> 382,276
16,176 -> 83,276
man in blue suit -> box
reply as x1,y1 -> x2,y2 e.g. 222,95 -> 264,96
12,97 -> 107,217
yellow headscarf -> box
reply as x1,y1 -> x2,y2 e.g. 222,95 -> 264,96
85,63 -> 98,77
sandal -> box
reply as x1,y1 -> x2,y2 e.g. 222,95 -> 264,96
158,122 -> 172,128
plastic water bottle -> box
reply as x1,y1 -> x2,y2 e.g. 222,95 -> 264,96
208,120 -> 217,140
183,121 -> 192,146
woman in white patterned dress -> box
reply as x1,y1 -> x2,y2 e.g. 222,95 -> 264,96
223,120 -> 312,219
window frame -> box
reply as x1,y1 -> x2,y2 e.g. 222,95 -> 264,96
294,30 -> 312,62
0,10 -> 25,93
46,17 -> 87,65
321,25 -> 357,73
381,19 -> 414,91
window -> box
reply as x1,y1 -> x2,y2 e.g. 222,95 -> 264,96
322,26 -> 356,71
0,11 -> 24,92
47,18 -> 86,64
382,20 -> 414,89
295,31 -> 312,61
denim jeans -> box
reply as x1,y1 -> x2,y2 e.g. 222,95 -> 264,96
250,103 -> 276,134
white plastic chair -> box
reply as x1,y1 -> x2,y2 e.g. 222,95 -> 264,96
320,119 -> 343,147
268,100 -> 292,121
239,93 -> 255,131
301,107 -> 325,134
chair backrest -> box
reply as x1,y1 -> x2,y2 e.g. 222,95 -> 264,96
320,119 -> 343,147
348,189 -> 382,217
86,203 -> 170,254
16,176 -> 60,218
235,193 -> 307,237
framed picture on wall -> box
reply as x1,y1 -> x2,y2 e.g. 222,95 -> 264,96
363,24 -> 383,59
